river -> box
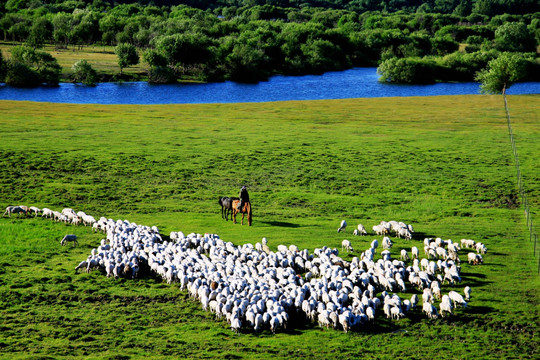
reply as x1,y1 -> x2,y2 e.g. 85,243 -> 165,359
0,68 -> 538,104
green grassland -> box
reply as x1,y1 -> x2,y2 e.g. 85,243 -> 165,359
0,95 -> 539,359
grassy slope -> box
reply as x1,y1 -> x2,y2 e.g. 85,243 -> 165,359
0,95 -> 538,359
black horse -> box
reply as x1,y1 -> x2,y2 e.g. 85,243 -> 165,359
219,196 -> 239,221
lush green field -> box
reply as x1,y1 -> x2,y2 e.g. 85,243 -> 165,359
0,95 -> 539,359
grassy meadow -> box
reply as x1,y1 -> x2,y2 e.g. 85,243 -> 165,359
0,95 -> 539,359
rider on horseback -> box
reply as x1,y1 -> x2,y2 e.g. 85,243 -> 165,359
237,185 -> 250,211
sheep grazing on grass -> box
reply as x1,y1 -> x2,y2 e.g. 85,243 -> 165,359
61,234 -> 78,246
468,252 -> 483,265
464,286 -> 471,301
3,206 -> 27,217
411,246 -> 419,259
29,206 -> 41,216
372,224 -> 389,236
337,220 -> 347,233
475,242 -> 487,254
422,302 -> 439,319
448,291 -> 467,308
461,239 -> 476,249
10,203 -> 484,334
400,249 -> 409,261
439,295 -> 453,317
353,224 -> 368,236
75,260 -> 87,273
382,237 -> 392,250
41,208 -> 53,219
341,239 -> 353,253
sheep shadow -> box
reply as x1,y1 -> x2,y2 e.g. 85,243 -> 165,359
411,231 -> 438,240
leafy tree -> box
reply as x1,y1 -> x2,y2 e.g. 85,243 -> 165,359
7,16 -> 31,42
430,35 -> 459,56
0,50 -> 6,82
26,17 -> 53,49
439,50 -> 498,81
148,66 -> 176,84
475,52 -> 527,94
6,46 -> 61,86
143,49 -> 168,68
155,33 -> 214,68
225,38 -> 271,82
115,43 -> 139,75
301,38 -> 342,74
52,12 -> 72,48
5,61 -> 39,87
494,22 -> 536,53
0,15 -> 15,41
71,59 -> 98,85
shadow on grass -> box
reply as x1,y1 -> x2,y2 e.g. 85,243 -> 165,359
259,220 -> 302,228
411,231 -> 438,240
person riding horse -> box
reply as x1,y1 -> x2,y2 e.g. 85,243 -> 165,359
237,186 -> 250,212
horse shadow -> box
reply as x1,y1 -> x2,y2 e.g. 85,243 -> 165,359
260,220 -> 301,228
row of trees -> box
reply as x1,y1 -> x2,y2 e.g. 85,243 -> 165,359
0,1 -> 538,85
2,3 -> 538,50
2,0 -> 538,17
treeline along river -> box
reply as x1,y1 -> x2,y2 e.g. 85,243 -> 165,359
1,68 -> 539,105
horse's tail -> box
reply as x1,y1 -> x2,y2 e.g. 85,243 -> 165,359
247,203 -> 252,226
218,197 -> 223,206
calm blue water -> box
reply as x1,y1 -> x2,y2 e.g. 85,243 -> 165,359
0,68 -> 538,104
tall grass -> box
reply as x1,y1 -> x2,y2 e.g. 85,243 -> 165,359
0,95 -> 538,359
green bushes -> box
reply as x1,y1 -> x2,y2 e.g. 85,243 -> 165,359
377,57 -> 438,84
147,66 -> 176,84
71,60 -> 98,85
377,50 -> 540,84
4,46 -> 61,87
1,1 -> 539,84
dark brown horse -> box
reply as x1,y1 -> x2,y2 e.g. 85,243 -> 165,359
232,200 -> 252,226
219,196 -> 239,221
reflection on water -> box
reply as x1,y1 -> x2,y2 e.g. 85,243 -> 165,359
0,68 -> 538,105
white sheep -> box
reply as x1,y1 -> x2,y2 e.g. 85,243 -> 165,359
464,286 -> 471,301
3,205 -> 26,217
29,206 -> 41,216
448,290 -> 467,308
353,224 -> 367,236
382,237 -> 392,249
461,239 -> 475,248
411,246 -> 419,259
475,242 -> 487,254
13,202 -> 486,334
341,239 -> 353,253
61,234 -> 78,246
337,220 -> 347,233
467,252 -> 483,265
400,249 -> 409,261
439,295 -> 453,317
422,302 -> 439,319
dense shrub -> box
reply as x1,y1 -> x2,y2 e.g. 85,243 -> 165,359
377,57 -> 438,84
147,66 -> 176,84
6,46 -> 61,86
72,60 -> 98,85
494,22 -> 537,52
5,61 -> 40,87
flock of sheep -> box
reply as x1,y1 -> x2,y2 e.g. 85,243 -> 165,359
4,205 -> 488,333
